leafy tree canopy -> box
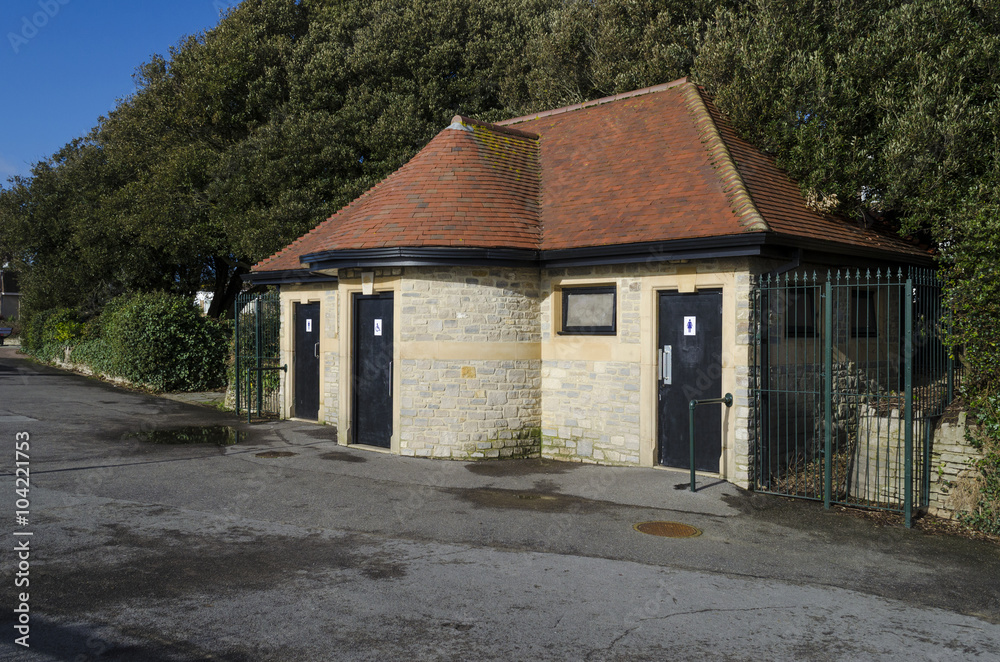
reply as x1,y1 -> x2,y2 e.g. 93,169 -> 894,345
1,0 -> 997,396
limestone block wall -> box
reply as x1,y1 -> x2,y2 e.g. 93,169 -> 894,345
396,267 -> 542,459
398,359 -> 540,458
849,409 -> 931,505
540,266 -> 643,465
540,259 -> 755,481
733,270 -> 754,484
320,286 -> 339,426
928,414 -> 983,519
541,360 -> 641,464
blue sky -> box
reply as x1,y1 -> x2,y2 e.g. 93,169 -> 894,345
0,0 -> 239,182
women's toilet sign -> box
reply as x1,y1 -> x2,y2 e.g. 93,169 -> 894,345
684,316 -> 696,336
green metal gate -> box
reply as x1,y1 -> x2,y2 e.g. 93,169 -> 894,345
751,268 -> 958,526
234,291 -> 285,422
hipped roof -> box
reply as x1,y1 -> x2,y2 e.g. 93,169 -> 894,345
254,78 -> 928,275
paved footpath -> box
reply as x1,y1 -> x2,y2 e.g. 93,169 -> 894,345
0,349 -> 998,660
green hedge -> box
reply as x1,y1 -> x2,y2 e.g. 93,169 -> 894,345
22,292 -> 229,392
22,308 -> 83,353
102,292 -> 229,392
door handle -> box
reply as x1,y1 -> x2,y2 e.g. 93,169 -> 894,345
388,360 -> 392,396
661,345 -> 672,385
314,343 -> 319,359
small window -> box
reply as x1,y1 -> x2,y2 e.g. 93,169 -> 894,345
785,289 -> 817,338
851,290 -> 878,338
561,286 -> 616,335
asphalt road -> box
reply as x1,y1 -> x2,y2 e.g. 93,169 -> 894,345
1,349 -> 999,661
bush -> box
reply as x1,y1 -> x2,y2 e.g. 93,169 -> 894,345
21,308 -> 82,353
102,291 -> 229,392
960,394 -> 1000,536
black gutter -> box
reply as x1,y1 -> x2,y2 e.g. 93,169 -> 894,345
765,233 -> 934,268
243,269 -> 339,286
287,232 -> 932,273
541,234 -> 778,267
301,247 -> 539,270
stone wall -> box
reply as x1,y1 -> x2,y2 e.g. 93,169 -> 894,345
320,287 -> 339,426
399,359 -> 540,459
541,360 -> 641,464
540,259 -> 754,478
927,414 -> 983,519
397,267 -> 541,459
540,266 -> 645,465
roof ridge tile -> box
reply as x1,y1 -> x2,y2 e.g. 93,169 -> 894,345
679,84 -> 769,233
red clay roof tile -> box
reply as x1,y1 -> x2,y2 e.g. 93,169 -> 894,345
254,79 -> 925,272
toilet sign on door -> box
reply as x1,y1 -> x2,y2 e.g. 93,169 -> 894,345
306,319 -> 312,333
374,319 -> 382,336
683,316 -> 696,336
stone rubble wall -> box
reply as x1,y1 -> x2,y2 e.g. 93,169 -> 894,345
928,413 -> 983,519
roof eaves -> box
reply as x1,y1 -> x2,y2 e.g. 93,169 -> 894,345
243,269 -> 339,286
680,84 -> 769,233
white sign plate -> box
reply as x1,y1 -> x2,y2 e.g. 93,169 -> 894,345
306,319 -> 312,333
374,319 -> 383,336
683,316 -> 696,336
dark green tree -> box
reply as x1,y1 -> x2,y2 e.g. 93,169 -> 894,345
695,0 -> 1000,391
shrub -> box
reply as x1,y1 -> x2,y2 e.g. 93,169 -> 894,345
21,308 -> 82,353
102,291 -> 229,392
960,394 -> 1000,536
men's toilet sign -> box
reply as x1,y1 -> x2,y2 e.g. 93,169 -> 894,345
306,319 -> 312,333
374,319 -> 383,336
684,316 -> 696,336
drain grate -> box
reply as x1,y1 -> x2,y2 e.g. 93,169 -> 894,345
633,521 -> 702,538
255,451 -> 297,458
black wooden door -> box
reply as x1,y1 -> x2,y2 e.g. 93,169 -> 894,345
353,293 -> 394,448
294,302 -> 320,420
657,290 -> 723,471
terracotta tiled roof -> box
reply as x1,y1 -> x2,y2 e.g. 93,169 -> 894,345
254,78 -> 925,272
254,117 -> 540,272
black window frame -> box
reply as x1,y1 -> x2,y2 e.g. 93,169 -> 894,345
851,289 -> 879,338
560,285 -> 617,336
785,288 -> 818,338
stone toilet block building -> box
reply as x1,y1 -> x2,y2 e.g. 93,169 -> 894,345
249,78 -> 929,487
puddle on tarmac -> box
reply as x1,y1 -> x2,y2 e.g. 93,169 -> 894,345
319,451 -> 367,463
446,487 -> 612,514
131,426 -> 243,446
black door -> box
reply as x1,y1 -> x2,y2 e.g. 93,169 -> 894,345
353,293 -> 393,448
657,290 -> 723,471
294,302 -> 320,420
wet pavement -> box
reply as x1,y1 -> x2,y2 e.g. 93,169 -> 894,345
1,350 -> 999,660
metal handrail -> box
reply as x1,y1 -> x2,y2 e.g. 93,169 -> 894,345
687,393 -> 733,492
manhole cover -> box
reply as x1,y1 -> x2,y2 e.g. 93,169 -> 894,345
633,521 -> 702,538
255,451 -> 297,458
